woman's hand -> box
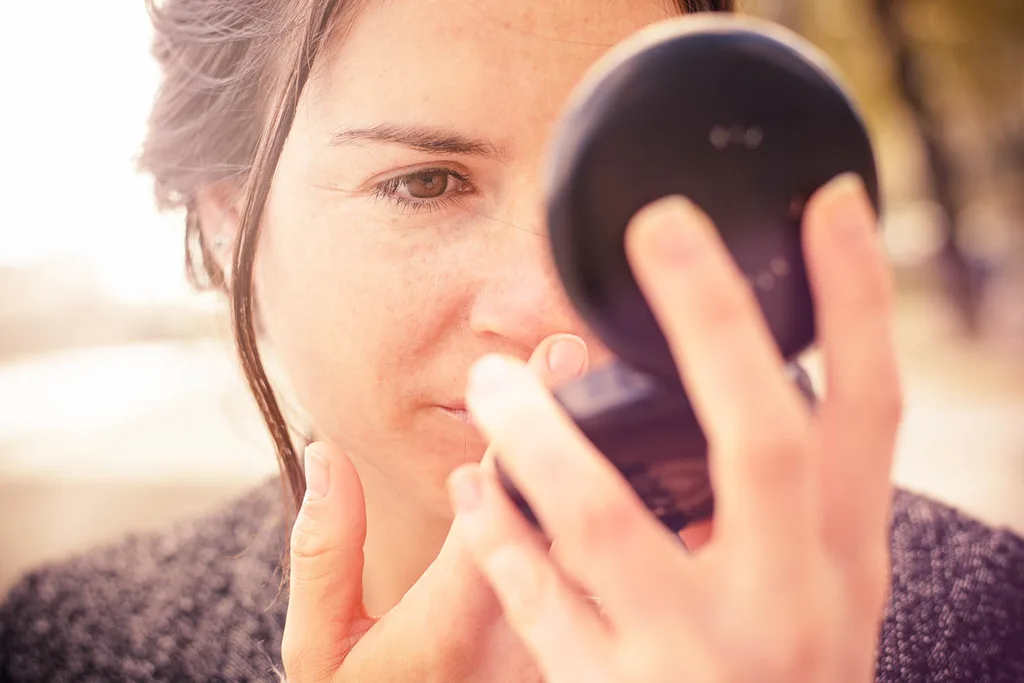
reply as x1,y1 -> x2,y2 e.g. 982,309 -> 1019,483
281,334 -> 588,683
449,174 -> 901,683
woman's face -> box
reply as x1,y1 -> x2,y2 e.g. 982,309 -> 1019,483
252,0 -> 676,516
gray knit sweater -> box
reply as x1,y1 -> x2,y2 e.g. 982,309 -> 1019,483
1,481 -> 1022,682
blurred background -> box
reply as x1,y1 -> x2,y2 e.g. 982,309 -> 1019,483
1,0 -> 1022,595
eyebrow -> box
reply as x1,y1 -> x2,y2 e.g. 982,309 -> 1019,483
330,123 -> 510,161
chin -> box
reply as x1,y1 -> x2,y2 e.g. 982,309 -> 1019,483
431,406 -> 488,459
419,442 -> 489,521
437,426 -> 488,464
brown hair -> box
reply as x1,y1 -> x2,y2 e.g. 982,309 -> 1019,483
139,0 -> 734,520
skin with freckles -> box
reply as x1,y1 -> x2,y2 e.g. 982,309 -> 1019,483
450,175 -> 900,683
197,1 -> 898,681
234,0 -> 682,613
195,0 -> 691,662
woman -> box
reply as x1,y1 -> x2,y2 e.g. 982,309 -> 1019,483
1,0 -> 1021,681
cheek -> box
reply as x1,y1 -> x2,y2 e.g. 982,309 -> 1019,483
251,185 -> 473,435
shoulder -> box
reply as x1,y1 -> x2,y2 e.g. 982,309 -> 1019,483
878,489 -> 1024,683
0,479 -> 289,683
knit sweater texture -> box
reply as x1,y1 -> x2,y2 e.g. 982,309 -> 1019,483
1,481 -> 1022,682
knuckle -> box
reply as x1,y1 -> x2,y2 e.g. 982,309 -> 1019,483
850,276 -> 888,314
288,512 -> 344,584
567,494 -> 639,556
874,371 -> 904,432
486,546 -> 548,628
700,284 -> 757,334
750,611 -> 826,679
846,255 -> 893,313
290,511 -> 331,561
426,627 -> 478,679
739,418 -> 812,483
835,359 -> 903,437
776,627 -> 824,677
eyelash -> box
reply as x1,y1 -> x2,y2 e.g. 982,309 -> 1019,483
370,166 -> 473,215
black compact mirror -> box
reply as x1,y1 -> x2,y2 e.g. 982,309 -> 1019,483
497,15 -> 881,534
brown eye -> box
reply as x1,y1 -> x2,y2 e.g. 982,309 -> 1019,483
405,172 -> 449,199
373,167 -> 471,212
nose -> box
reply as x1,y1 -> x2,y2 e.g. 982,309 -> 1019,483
467,193 -> 611,364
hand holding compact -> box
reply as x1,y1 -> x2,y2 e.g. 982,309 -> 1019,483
451,174 -> 900,683
452,15 -> 899,683
497,14 -> 880,533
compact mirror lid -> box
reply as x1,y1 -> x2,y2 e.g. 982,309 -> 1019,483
546,16 -> 880,381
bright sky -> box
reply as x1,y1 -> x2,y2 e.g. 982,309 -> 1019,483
0,2 -> 191,304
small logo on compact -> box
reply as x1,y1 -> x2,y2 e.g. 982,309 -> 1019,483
710,125 -> 763,150
745,257 -> 791,292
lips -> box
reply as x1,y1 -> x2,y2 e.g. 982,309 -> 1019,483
439,405 -> 473,424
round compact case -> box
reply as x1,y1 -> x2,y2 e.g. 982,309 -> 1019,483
497,15 -> 881,535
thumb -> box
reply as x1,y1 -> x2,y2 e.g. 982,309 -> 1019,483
282,441 -> 372,683
527,332 -> 589,387
480,333 -> 588,471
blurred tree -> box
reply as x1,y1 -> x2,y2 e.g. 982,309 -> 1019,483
892,0 -> 1024,332
871,0 -> 982,330
780,0 -> 1023,334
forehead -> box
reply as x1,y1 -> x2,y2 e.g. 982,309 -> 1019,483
306,0 -> 677,151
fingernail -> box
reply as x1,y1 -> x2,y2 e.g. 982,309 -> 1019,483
547,335 -> 587,378
304,444 -> 330,502
449,466 -> 483,513
637,195 -> 709,265
821,173 -> 875,242
469,354 -> 516,396
825,171 -> 867,198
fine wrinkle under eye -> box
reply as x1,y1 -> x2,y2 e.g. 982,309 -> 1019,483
467,205 -> 546,238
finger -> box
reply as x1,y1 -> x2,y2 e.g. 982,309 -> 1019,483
449,464 -> 615,683
358,335 -> 587,679
803,174 -> 901,558
624,196 -> 817,559
481,333 -> 588,471
467,354 -> 691,627
426,334 -> 587,625
283,442 -> 373,683
344,505 -> 517,683
534,333 -> 590,386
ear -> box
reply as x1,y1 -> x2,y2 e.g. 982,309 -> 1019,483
196,180 -> 243,278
